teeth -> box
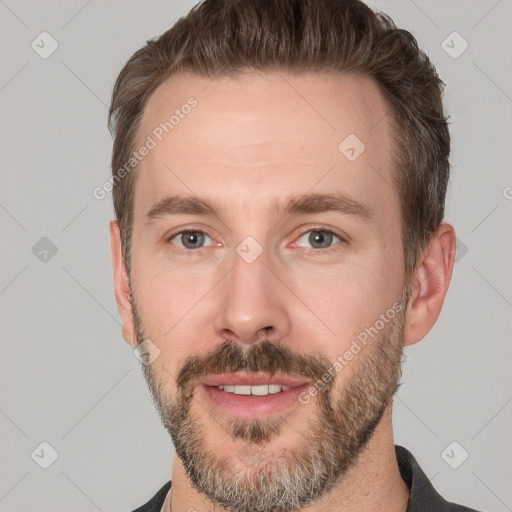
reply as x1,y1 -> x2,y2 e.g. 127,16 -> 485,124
217,384 -> 292,396
234,385 -> 251,395
253,385 -> 273,396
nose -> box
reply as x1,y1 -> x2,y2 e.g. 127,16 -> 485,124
212,247 -> 291,346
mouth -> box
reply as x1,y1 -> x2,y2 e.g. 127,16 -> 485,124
196,373 -> 312,419
215,383 -> 293,395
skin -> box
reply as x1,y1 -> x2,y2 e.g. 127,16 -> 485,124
110,70 -> 456,511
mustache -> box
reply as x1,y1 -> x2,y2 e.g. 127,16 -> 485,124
176,339 -> 333,395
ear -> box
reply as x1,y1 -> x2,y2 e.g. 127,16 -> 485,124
403,222 -> 457,346
109,220 -> 137,348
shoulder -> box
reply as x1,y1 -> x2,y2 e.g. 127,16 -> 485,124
130,480 -> 172,512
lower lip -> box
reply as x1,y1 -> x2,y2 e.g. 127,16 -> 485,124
199,384 -> 309,419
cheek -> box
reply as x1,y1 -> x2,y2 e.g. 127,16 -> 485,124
292,268 -> 374,334
131,266 -> 213,336
129,247 -> 224,376
287,250 -> 401,349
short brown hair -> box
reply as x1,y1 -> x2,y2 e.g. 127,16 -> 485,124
108,0 -> 450,287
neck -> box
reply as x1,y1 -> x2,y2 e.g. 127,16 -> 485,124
166,403 -> 409,512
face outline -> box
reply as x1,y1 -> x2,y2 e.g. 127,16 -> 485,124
109,70 -> 456,511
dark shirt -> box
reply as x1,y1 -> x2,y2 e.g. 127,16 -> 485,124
131,445 -> 481,511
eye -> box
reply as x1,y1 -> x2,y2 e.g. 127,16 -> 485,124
169,230 -> 214,250
294,229 -> 343,251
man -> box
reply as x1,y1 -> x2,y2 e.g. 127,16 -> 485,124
108,0 -> 480,510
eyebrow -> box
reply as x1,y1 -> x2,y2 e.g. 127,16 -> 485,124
144,192 -> 373,224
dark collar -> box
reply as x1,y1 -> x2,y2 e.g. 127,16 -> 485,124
395,445 -> 479,511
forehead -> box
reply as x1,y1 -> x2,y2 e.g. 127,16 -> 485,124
134,70 -> 397,224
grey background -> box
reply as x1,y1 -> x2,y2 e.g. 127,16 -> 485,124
0,0 -> 510,511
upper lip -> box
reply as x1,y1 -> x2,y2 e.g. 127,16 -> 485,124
197,373 -> 311,388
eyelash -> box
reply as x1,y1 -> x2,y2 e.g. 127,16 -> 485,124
166,226 -> 346,256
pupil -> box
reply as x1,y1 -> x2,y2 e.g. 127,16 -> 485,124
183,232 -> 203,248
310,231 -> 331,248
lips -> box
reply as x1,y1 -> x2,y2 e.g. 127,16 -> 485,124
199,381 -> 311,418
194,373 -> 313,418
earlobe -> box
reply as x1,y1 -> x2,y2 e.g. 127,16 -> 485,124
109,220 -> 137,348
403,222 -> 456,346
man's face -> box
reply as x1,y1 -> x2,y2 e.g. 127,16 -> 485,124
128,71 -> 408,511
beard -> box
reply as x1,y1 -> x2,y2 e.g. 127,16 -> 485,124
130,285 -> 408,512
